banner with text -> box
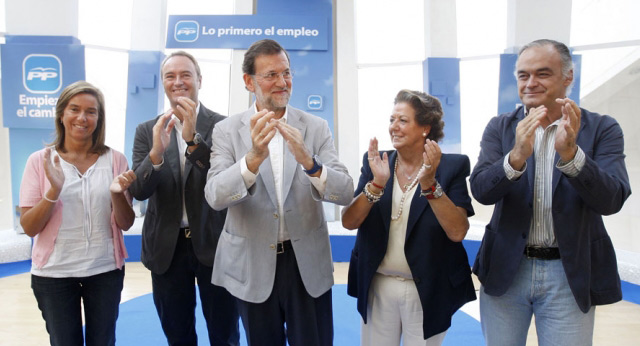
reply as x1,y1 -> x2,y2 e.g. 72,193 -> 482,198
1,43 -> 85,129
166,15 -> 328,50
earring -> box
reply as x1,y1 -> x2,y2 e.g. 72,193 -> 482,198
422,132 -> 427,137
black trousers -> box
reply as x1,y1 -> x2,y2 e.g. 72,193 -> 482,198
237,242 -> 333,346
151,232 -> 240,346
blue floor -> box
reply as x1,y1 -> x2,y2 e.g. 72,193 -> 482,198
4,259 -> 640,345
116,284 -> 483,346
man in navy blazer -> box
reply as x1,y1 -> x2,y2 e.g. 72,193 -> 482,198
470,39 -> 631,345
130,51 -> 239,346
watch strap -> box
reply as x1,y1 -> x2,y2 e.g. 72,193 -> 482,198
304,155 -> 322,175
420,182 -> 443,200
186,133 -> 202,146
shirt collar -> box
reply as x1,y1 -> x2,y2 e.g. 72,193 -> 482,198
523,106 -> 560,128
252,103 -> 288,123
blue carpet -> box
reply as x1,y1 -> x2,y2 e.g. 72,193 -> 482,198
622,281 -> 640,306
117,284 -> 483,345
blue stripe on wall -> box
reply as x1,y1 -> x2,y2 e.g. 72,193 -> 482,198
0,260 -> 31,278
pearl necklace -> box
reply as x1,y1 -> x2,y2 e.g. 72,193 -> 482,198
391,159 -> 425,221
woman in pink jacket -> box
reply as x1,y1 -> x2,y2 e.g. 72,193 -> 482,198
19,81 -> 136,346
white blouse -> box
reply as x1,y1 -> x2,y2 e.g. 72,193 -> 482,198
32,149 -> 116,278
376,175 -> 417,279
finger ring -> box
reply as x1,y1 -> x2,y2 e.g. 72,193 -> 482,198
368,157 -> 374,161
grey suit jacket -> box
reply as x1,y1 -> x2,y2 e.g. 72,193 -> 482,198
204,106 -> 354,303
130,104 -> 227,274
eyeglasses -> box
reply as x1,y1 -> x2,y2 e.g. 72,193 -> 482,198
253,70 -> 294,82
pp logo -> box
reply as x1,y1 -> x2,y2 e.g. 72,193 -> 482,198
23,54 -> 62,94
307,95 -> 323,111
175,20 -> 199,42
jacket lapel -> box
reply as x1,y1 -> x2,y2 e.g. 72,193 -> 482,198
511,108 -> 536,195
552,108 -> 587,195
282,110 -> 305,200
378,152 -> 396,235
167,129 -> 182,192
405,170 -> 437,240
239,111 -> 278,208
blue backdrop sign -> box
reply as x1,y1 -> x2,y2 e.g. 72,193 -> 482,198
1,42 -> 85,129
166,15 -> 328,51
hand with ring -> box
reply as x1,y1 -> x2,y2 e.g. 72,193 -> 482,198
418,139 -> 441,188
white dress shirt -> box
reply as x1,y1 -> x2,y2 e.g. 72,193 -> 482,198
240,104 -> 328,241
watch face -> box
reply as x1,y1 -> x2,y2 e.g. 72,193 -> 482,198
194,133 -> 202,144
434,183 -> 443,197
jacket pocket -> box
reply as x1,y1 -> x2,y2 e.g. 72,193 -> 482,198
220,230 -> 248,284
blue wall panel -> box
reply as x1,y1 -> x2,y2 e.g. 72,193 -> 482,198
257,0 -> 335,133
123,51 -> 165,165
423,57 -> 461,153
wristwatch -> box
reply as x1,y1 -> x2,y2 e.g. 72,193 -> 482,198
420,182 -> 443,200
303,155 -> 323,175
186,133 -> 203,146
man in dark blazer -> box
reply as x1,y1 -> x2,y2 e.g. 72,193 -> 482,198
470,39 -> 631,345
130,51 -> 239,346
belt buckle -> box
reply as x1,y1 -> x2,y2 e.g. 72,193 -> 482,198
276,242 -> 284,254
525,246 -> 537,258
184,227 -> 191,239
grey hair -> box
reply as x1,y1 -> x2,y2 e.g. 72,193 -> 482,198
516,39 -> 574,96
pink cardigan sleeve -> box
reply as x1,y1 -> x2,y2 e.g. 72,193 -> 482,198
20,148 -> 64,269
111,149 -> 131,268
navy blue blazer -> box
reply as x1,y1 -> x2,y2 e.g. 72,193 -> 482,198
347,150 -> 476,340
470,106 -> 631,313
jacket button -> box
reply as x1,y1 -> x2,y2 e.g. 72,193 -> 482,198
414,277 -> 421,283
270,244 -> 276,250
522,233 -> 527,239
273,213 -> 279,219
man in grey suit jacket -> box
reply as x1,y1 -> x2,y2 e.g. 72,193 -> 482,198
205,39 -> 354,346
130,51 -> 239,346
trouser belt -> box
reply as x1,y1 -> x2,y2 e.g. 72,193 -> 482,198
524,246 -> 560,260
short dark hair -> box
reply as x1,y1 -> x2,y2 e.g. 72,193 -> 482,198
394,89 -> 445,142
517,39 -> 574,95
51,81 -> 108,155
161,50 -> 201,78
242,39 -> 290,75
